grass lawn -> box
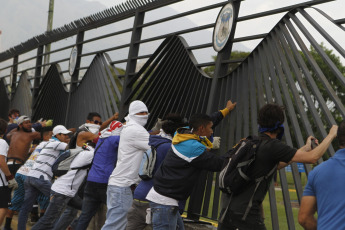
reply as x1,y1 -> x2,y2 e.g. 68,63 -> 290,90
262,189 -> 302,230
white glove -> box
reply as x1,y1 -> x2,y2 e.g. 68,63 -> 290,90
8,178 -> 18,190
212,137 -> 221,149
151,118 -> 163,132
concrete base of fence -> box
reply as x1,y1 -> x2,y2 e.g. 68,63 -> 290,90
184,222 -> 216,230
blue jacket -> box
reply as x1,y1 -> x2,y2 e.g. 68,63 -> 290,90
134,135 -> 171,201
87,136 -> 120,184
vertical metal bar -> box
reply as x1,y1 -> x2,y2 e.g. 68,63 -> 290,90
100,54 -> 120,111
11,55 -> 18,100
256,44 -> 280,230
235,69 -> 243,141
43,0 -> 55,75
248,56 -> 258,135
119,10 -> 145,118
65,31 -> 84,127
242,63 -> 250,137
32,45 -> 44,114
253,52 -> 265,108
257,47 -> 273,103
206,0 -> 242,115
268,183 -> 280,230
262,40 -> 297,229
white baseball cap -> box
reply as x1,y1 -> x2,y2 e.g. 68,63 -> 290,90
53,125 -> 72,136
17,115 -> 30,125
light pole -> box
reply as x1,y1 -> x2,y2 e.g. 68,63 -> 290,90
43,0 -> 55,74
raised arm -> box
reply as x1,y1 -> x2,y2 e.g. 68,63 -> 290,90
210,100 -> 237,128
291,125 -> 337,164
100,112 -> 119,131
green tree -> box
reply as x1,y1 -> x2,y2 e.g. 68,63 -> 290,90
301,43 -> 345,123
203,50 -> 250,77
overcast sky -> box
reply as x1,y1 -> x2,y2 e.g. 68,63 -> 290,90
84,0 -> 344,62
86,0 -> 344,49
0,0 -> 343,65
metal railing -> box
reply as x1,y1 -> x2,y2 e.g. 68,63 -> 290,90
0,0 -> 344,229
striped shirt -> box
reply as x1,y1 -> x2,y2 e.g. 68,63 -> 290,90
28,138 -> 67,181
0,139 -> 9,187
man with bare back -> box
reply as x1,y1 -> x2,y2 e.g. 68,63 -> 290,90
6,116 -> 41,175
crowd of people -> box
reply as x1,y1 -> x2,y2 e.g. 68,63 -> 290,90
0,100 -> 341,230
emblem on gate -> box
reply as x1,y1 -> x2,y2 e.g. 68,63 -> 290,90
213,3 -> 234,52
69,46 -> 78,76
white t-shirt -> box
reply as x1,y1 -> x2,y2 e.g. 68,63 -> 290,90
146,187 -> 178,206
28,138 -> 68,181
0,139 -> 9,187
108,120 -> 149,187
17,141 -> 48,176
51,148 -> 94,197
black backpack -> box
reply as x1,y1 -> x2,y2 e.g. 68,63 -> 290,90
218,135 -> 277,220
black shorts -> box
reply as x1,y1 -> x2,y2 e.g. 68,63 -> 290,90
7,158 -> 24,175
0,186 -> 11,208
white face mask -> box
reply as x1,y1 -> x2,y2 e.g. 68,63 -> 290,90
131,114 -> 148,126
85,123 -> 100,134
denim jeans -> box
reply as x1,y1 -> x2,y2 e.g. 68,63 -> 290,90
150,202 -> 185,230
101,185 -> 133,230
31,191 -> 72,230
18,176 -> 52,230
54,205 -> 78,230
76,181 -> 107,230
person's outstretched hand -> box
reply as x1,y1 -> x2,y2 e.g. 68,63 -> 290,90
226,100 -> 237,111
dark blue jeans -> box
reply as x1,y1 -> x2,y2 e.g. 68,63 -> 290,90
76,181 -> 107,230
54,206 -> 78,230
150,202 -> 185,230
31,191 -> 72,230
18,176 -> 52,230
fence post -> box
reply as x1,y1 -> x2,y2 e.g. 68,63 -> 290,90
119,10 -> 145,119
65,31 -> 84,127
207,0 -> 242,114
10,55 -> 19,101
187,0 -> 242,221
32,45 -> 44,114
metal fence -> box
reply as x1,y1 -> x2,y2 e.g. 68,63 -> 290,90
0,0 -> 345,229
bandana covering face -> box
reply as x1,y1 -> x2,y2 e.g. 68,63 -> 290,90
84,123 -> 101,134
125,100 -> 149,127
126,114 -> 148,127
258,122 -> 285,140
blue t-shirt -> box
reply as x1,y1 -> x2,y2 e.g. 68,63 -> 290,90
303,148 -> 345,229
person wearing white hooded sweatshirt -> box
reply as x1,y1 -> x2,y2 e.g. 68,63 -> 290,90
102,100 -> 150,230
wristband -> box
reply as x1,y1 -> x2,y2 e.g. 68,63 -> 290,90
6,174 -> 14,181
